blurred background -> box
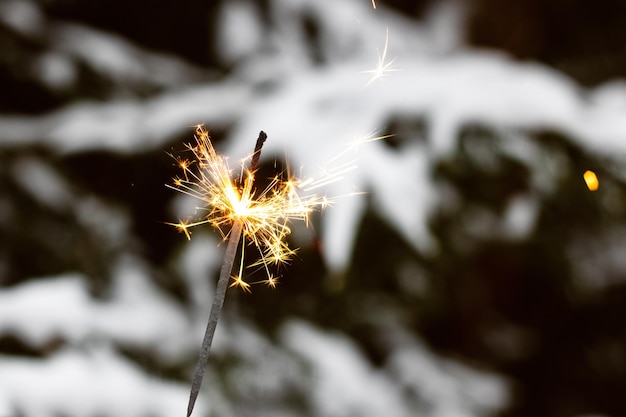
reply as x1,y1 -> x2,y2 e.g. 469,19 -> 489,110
1,0 -> 626,416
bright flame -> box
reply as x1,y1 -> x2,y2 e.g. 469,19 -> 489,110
362,27 -> 398,86
167,126 -> 329,289
583,170 -> 599,191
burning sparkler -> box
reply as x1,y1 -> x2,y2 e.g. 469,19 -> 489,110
167,126 -> 329,416
168,126 -> 329,287
362,27 -> 398,86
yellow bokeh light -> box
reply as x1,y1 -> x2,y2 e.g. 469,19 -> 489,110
583,170 -> 599,191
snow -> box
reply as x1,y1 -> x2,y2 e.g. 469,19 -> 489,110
0,261 -> 200,416
0,259 -> 191,360
366,140 -> 436,253
0,274 -> 93,346
0,348 -> 194,417
282,320 -> 413,417
175,234 -> 223,310
53,22 -> 208,88
387,343 -> 508,417
216,0 -> 265,65
281,320 -> 508,417
0,0 -> 43,37
11,157 -> 75,212
501,195 -> 539,240
34,52 -> 77,90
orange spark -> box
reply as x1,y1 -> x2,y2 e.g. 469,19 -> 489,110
583,170 -> 599,191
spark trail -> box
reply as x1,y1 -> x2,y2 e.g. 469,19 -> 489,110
362,27 -> 399,86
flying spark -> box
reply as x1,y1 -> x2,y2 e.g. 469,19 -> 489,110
362,27 -> 398,86
167,126 -> 329,289
583,170 -> 599,191
371,0 -> 377,9
328,130 -> 395,163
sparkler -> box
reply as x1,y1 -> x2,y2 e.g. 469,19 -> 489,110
362,27 -> 399,87
167,126 -> 329,416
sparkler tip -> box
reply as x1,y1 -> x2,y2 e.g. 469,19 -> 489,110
250,131 -> 268,172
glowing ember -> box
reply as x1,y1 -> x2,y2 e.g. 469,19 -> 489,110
583,170 -> 599,191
